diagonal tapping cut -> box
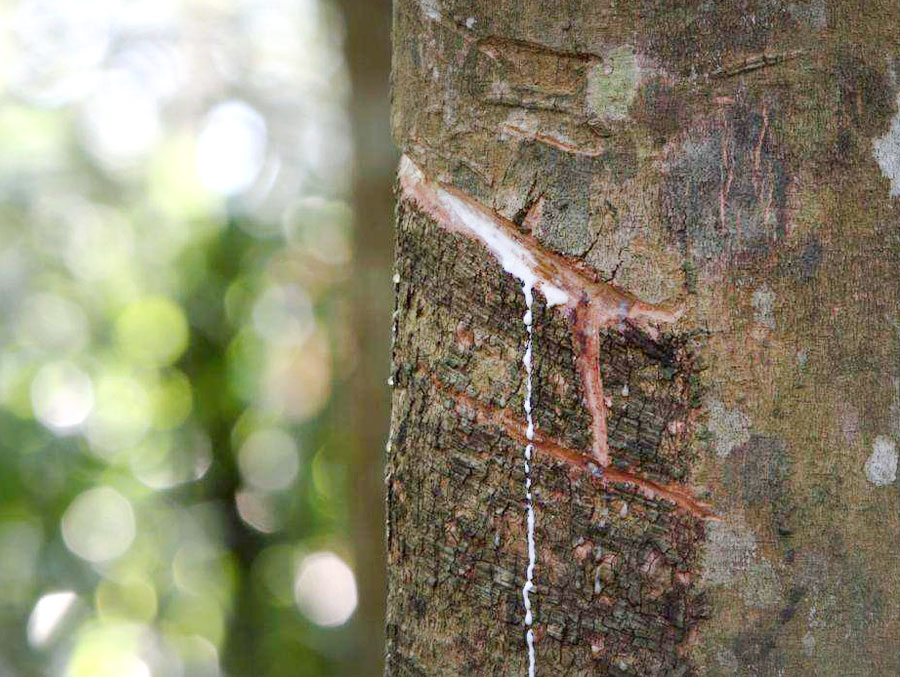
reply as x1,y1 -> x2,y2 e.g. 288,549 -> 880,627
399,155 -> 682,466
436,378 -> 717,520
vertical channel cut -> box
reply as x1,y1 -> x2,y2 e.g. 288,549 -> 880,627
521,281 -> 537,677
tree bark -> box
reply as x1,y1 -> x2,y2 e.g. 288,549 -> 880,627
387,1 -> 900,675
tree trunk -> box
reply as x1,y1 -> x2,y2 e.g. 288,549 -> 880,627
387,2 -> 900,675
338,0 -> 394,672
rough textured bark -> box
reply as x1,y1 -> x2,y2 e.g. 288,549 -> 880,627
387,1 -> 900,675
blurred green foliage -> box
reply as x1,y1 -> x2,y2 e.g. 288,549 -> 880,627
0,0 -> 365,674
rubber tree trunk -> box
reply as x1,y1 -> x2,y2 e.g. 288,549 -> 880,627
387,2 -> 900,675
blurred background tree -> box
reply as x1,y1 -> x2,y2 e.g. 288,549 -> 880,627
0,0 -> 392,674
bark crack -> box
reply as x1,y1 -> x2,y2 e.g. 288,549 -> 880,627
708,49 -> 804,79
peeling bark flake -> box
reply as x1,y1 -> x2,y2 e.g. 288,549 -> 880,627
873,93 -> 900,197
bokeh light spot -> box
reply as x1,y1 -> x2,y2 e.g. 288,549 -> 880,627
65,623 -> 151,677
113,40 -> 184,101
17,292 -> 89,353
27,591 -> 78,647
10,0 -> 112,106
61,487 -> 136,563
237,428 -> 300,492
86,372 -> 152,455
262,331 -> 332,421
60,201 -> 134,281
115,296 -> 189,367
30,361 -> 94,432
79,69 -> 161,170
293,551 -> 357,627
195,101 -> 267,196
235,490 -> 278,533
252,284 -> 315,346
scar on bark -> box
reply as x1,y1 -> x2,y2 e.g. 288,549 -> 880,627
709,49 -> 804,79
434,377 -> 716,520
499,122 -> 605,157
399,155 -> 682,468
